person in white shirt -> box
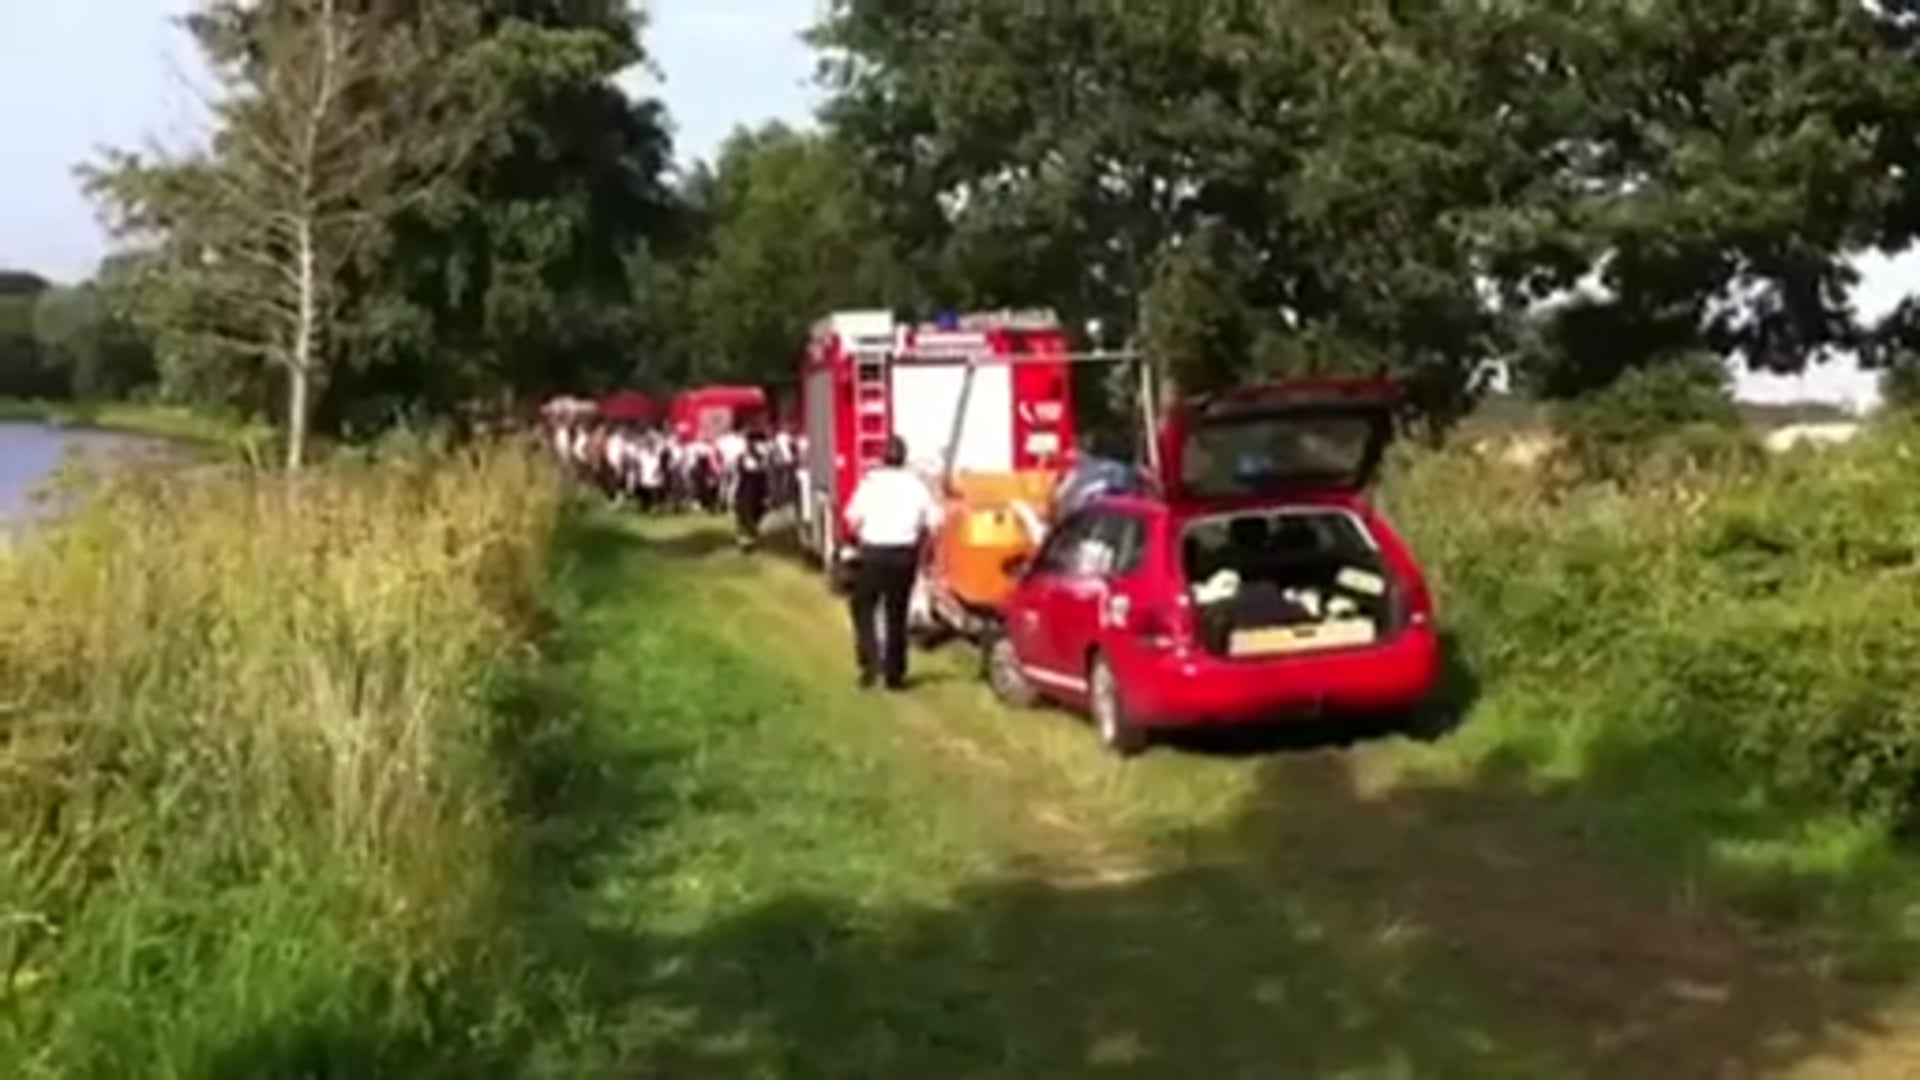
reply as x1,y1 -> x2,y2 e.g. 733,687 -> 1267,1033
842,434 -> 941,690
687,438 -> 721,512
570,427 -> 592,473
714,428 -> 747,510
771,429 -> 797,508
732,428 -> 773,551
636,432 -> 665,512
716,428 -> 747,470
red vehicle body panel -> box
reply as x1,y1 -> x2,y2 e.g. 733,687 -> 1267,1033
1007,493 -> 1438,728
796,311 -> 1077,557
598,390 -> 660,423
1003,379 -> 1438,733
671,385 -> 769,439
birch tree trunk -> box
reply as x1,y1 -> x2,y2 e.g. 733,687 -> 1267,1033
288,213 -> 317,469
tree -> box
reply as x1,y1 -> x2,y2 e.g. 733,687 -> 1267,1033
33,282 -> 153,399
1881,351 -> 1920,414
0,272 -> 51,299
90,0 -> 484,466
1141,222 -> 1254,401
0,297 -> 51,400
1490,2 -> 1920,398
31,259 -> 158,402
680,124 -> 909,388
812,1 -> 1514,430
815,0 -> 1292,337
318,0 -> 676,431
813,0 -> 1920,437
0,272 -> 55,399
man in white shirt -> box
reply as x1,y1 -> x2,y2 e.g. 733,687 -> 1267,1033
636,432 -> 665,512
715,428 -> 747,510
771,429 -> 797,508
716,427 -> 747,469
843,434 -> 941,690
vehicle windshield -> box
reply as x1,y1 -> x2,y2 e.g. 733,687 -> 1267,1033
1178,412 -> 1379,497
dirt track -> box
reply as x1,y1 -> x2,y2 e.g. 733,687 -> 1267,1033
643,516 -> 1920,1079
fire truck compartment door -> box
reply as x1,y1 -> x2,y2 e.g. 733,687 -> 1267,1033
890,362 -> 1014,474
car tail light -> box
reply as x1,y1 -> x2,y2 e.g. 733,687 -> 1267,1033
1125,599 -> 1186,650
1404,576 -> 1435,628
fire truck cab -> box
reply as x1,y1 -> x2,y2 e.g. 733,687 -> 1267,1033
797,309 -> 1078,568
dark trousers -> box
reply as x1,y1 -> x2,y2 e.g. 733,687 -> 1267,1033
849,543 -> 918,686
734,476 -> 767,547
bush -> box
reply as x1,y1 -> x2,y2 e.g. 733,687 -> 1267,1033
1385,424 -> 1920,830
1879,352 -> 1920,413
1555,355 -> 1751,480
0,443 -> 560,1075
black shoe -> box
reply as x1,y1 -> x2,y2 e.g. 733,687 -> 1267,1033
858,672 -> 877,690
883,677 -> 907,692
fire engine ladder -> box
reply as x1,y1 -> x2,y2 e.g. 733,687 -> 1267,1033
852,349 -> 894,469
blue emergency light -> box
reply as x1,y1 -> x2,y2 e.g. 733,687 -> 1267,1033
935,310 -> 960,330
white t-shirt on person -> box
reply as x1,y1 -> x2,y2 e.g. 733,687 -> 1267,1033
845,466 -> 941,547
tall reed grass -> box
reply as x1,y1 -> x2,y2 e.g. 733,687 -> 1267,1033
0,442 -> 560,1076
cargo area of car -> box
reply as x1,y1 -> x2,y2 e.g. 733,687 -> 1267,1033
1180,509 -> 1400,659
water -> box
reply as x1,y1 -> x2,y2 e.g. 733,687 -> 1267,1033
0,422 -> 166,526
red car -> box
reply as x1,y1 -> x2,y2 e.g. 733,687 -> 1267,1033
985,377 -> 1440,754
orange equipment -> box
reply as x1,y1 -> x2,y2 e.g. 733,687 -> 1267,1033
910,324 -> 1148,640
924,468 -> 1062,628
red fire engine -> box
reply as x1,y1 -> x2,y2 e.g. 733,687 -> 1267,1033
670,384 -> 769,440
795,309 -> 1077,564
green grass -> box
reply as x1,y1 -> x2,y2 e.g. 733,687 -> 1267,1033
1372,426 -> 1920,977
496,514 -> 1573,1078
17,419 -> 1920,1075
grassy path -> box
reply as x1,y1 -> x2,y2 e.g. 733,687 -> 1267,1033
523,513 -> 1920,1078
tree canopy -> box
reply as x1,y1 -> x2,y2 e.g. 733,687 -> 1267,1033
808,0 -> 1920,428
49,0 -> 1920,452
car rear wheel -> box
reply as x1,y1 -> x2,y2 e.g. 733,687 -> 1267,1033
1089,654 -> 1145,757
983,631 -> 1038,709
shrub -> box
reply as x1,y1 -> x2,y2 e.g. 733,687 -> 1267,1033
1879,352 -> 1920,413
1555,355 -> 1750,480
1385,423 -> 1920,831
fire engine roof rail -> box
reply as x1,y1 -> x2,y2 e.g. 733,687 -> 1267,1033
815,310 -> 897,338
952,308 -> 1061,330
891,348 -> 1146,366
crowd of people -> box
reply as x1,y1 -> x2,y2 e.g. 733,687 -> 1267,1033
546,418 -> 805,549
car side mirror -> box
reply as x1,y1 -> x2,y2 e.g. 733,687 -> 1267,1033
1003,553 -> 1031,577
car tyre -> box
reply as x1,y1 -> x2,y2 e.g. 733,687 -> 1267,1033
1089,654 -> 1145,757
983,630 -> 1039,709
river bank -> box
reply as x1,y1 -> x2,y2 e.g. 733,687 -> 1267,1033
0,398 -> 273,458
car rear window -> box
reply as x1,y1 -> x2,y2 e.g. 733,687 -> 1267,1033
1180,413 -> 1379,497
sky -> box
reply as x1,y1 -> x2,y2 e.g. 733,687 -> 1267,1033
0,0 -> 821,285
0,0 -> 1909,408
